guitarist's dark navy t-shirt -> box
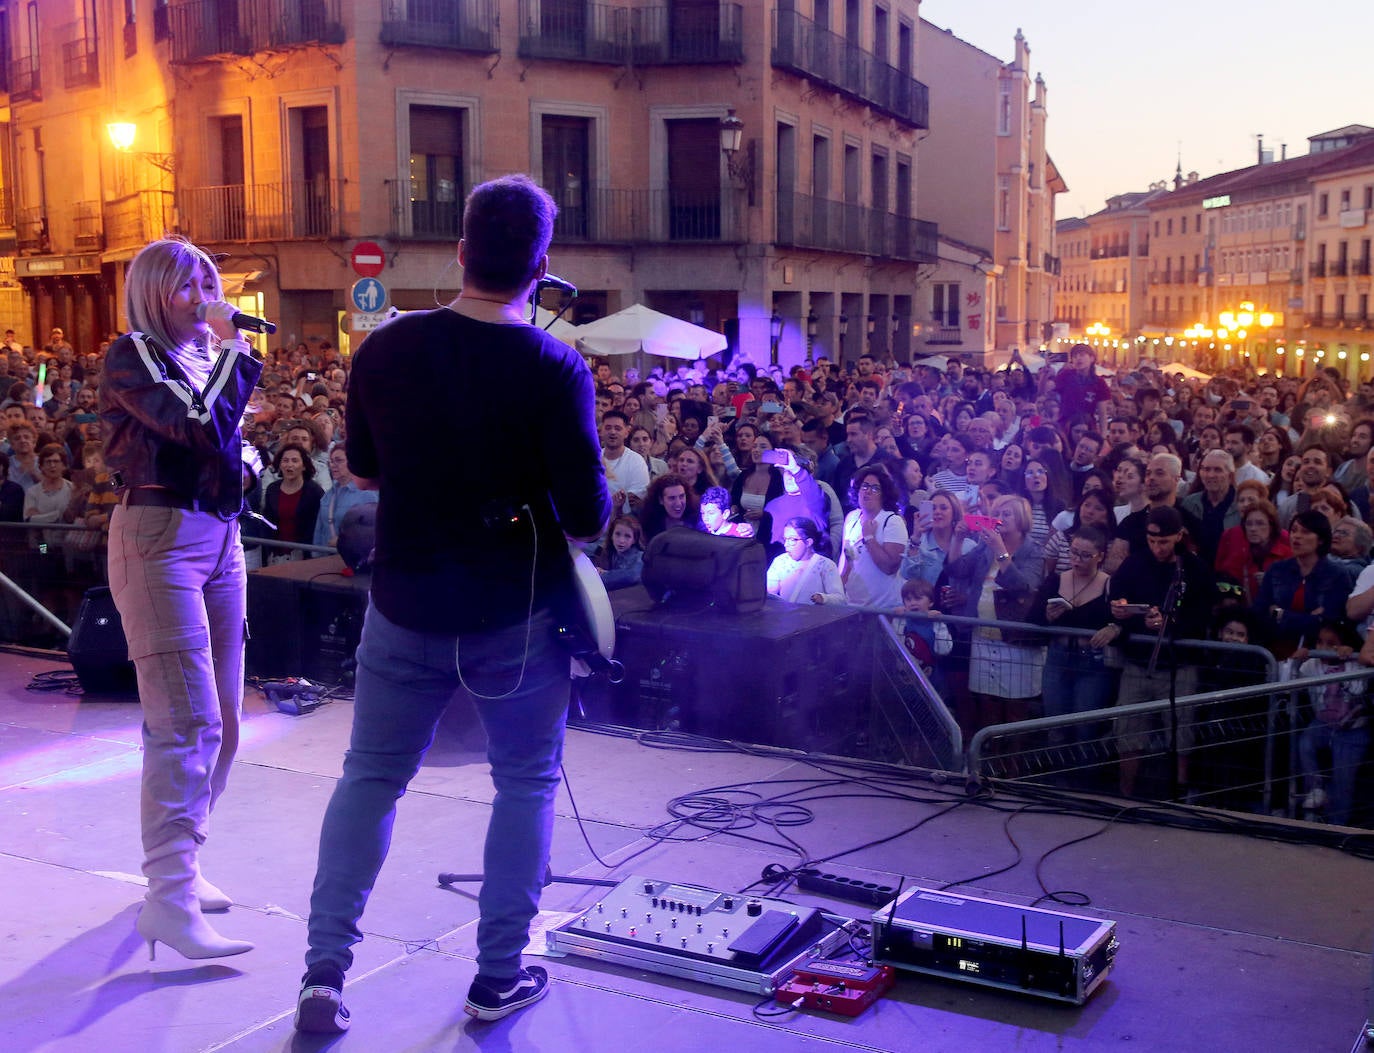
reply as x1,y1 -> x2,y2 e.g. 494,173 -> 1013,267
346,308 -> 611,633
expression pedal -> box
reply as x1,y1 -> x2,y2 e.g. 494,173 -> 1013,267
546,874 -> 858,994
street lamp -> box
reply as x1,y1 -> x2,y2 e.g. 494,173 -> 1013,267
719,108 -> 755,203
769,311 -> 783,367
106,119 -> 176,171
805,311 -> 818,368
1085,321 -> 1111,365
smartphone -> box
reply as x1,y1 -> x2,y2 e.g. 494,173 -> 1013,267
1046,596 -> 1073,611
917,499 -> 935,521
965,513 -> 1000,532
654,404 -> 668,423
706,415 -> 719,429
1114,602 -> 1152,616
306,372 -> 318,381
760,401 -> 784,414
759,449 -> 787,465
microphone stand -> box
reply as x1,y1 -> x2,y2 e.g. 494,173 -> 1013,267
1147,554 -> 1186,801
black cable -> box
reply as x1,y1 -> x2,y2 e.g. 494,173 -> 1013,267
26,669 -> 83,694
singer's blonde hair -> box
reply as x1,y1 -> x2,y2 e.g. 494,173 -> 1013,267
125,237 -> 223,352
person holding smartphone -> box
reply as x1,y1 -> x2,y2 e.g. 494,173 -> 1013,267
1032,525 -> 1119,748
1106,505 -> 1214,796
838,463 -> 908,608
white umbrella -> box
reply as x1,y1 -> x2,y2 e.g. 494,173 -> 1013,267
912,355 -> 950,372
534,306 -> 580,347
1161,362 -> 1212,382
574,303 -> 727,361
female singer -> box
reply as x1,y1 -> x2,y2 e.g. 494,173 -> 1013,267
99,237 -> 262,960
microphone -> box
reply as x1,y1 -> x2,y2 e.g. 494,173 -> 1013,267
196,302 -> 278,335
537,273 -> 577,297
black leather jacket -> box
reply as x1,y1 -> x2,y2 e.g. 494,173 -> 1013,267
99,331 -> 263,518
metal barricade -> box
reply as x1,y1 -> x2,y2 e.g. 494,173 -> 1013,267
0,520 -> 336,647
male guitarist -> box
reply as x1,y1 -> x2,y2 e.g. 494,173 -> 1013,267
295,174 -> 612,1032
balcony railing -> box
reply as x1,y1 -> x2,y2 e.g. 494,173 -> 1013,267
774,190 -> 937,262
168,0 -> 345,63
103,191 -> 177,252
1331,260 -> 1349,277
516,1 -> 743,66
925,321 -> 963,345
0,189 -> 15,229
179,180 -> 345,241
390,181 -> 745,243
17,207 -> 47,251
1311,260 -> 1327,277
380,0 -> 499,53
771,10 -> 929,129
630,4 -> 743,64
8,55 -> 39,100
72,201 -> 103,248
62,34 -> 99,89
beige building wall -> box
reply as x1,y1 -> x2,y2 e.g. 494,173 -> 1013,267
915,22 -> 1060,359
5,1 -> 946,370
1306,159 -> 1374,379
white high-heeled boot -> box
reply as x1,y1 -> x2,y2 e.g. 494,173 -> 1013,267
193,861 -> 233,911
138,837 -> 253,960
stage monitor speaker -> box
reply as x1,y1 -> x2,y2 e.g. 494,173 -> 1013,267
67,586 -> 138,696
641,531 -> 766,613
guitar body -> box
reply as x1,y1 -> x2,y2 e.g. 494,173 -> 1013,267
563,541 -> 622,681
568,542 -> 615,660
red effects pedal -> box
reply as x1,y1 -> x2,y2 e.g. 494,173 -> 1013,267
775,958 -> 897,1017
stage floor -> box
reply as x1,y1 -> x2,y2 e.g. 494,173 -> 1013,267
0,649 -> 1369,1053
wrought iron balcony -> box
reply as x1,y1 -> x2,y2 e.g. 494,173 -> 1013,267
73,201 -> 103,249
774,191 -> 936,262
1331,259 -> 1349,277
1311,260 -> 1327,278
103,191 -> 176,252
925,320 -> 964,345
379,0 -> 499,53
516,1 -> 742,66
168,0 -> 345,63
517,1 -> 626,63
179,180 -> 345,241
0,189 -> 14,229
771,10 -> 928,129
62,34 -> 99,89
17,207 -> 47,251
1354,258 -> 1372,277
389,181 -> 745,243
8,55 -> 39,101
630,4 -> 743,64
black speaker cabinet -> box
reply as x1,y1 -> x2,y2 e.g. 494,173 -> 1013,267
246,556 -> 369,684
607,596 -> 867,753
67,587 -> 138,696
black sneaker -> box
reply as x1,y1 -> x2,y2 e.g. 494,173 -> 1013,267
295,965 -> 350,1034
463,966 -> 550,1021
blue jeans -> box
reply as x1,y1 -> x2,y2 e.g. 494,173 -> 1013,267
306,600 -> 570,982
1298,722 -> 1370,826
1041,643 -> 1119,745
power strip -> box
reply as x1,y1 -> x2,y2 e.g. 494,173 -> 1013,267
797,867 -> 900,907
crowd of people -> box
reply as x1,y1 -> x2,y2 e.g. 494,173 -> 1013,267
583,342 -> 1371,822
2,319 -> 1370,823
0,324 -> 370,579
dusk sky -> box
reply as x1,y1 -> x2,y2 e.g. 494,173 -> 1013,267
921,0 -> 1369,218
